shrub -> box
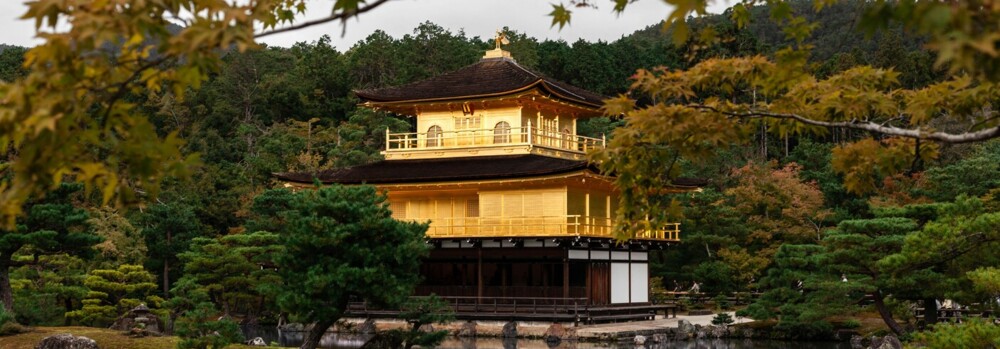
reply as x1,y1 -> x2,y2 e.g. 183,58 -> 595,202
913,318 -> 1000,348
0,306 -> 12,327
171,282 -> 243,349
734,309 -> 751,318
174,301 -> 243,349
65,264 -> 164,327
712,312 -> 735,327
0,322 -> 30,336
713,294 -> 732,310
0,307 -> 29,336
390,295 -> 454,349
841,319 -> 861,329
13,291 -> 68,326
649,277 -> 671,304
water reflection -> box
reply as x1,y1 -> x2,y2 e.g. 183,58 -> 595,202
434,337 -> 852,349
242,327 -> 850,349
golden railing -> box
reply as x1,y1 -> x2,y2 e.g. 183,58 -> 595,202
385,124 -> 605,154
415,215 -> 680,241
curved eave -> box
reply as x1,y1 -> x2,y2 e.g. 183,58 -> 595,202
274,168 -> 617,192
356,80 -> 605,111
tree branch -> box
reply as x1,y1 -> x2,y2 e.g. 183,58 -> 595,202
966,110 -> 1000,133
899,232 -> 999,273
255,0 -> 393,39
691,105 -> 1000,144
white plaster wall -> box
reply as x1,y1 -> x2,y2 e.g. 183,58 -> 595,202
630,263 -> 649,303
611,262 -> 630,304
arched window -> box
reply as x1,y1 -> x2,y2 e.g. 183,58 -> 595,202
493,121 -> 511,144
426,125 -> 443,147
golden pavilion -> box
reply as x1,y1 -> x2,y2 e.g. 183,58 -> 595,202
276,35 -> 699,322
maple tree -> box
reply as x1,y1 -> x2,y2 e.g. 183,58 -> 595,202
588,2 -> 1000,240
0,0 -> 395,229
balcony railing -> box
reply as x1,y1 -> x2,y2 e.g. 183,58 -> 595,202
415,215 -> 679,241
385,124 -> 605,154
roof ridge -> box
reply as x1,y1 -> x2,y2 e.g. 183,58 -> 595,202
354,61 -> 483,95
504,60 -> 597,104
505,59 -> 540,79
355,57 -> 607,108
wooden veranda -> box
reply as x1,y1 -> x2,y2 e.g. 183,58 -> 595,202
346,296 -> 677,323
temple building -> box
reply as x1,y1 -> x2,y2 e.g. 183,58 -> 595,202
276,34 -> 699,322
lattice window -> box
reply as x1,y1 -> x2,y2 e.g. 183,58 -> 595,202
481,193 -> 501,217
523,193 -> 543,216
454,115 -> 481,130
465,199 -> 479,217
389,201 -> 407,220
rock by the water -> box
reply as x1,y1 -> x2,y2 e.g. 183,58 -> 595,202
543,323 -> 576,344
709,325 -> 728,338
693,324 -> 708,339
633,335 -> 646,345
740,327 -> 754,339
678,320 -> 694,332
358,319 -> 376,335
651,333 -> 668,343
456,321 -> 477,337
850,335 -> 864,349
36,334 -> 99,349
870,334 -> 902,349
245,337 -> 267,346
502,337 -> 517,349
501,321 -> 518,338
675,320 -> 695,340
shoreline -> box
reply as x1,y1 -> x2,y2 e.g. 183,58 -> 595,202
275,312 -> 857,343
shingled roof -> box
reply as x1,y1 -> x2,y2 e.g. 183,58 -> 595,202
274,155 -> 593,185
354,57 -> 607,108
275,155 -> 709,190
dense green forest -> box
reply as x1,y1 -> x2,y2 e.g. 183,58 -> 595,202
0,0 -> 998,347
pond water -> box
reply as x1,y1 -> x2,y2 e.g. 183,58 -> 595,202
242,327 -> 851,349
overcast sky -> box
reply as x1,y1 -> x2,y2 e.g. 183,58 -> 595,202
0,1 -> 733,50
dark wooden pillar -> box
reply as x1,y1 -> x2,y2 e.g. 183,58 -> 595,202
477,247 -> 483,304
563,257 -> 570,299
501,262 -> 507,298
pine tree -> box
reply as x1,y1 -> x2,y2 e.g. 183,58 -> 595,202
254,185 -> 429,349
0,184 -> 100,314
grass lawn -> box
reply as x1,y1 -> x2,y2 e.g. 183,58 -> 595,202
0,326 -> 287,349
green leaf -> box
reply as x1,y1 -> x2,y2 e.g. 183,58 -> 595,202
549,4 -> 572,30
731,3 -> 751,28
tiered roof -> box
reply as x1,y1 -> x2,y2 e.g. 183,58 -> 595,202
275,154 -> 708,189
276,155 -> 589,184
355,56 -> 606,112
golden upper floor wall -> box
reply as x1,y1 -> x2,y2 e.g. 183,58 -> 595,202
384,97 -> 605,161
384,181 -> 677,241
376,172 -> 681,241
